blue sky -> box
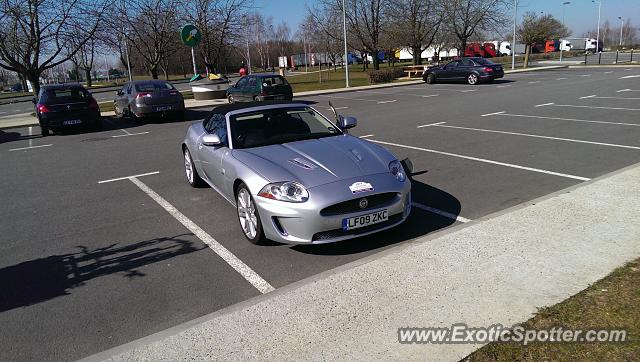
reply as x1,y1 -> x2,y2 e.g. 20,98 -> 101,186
253,0 -> 639,38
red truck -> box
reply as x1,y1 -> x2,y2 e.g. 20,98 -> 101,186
464,42 -> 497,58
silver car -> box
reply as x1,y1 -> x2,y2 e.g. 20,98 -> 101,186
114,80 -> 185,119
181,103 -> 411,245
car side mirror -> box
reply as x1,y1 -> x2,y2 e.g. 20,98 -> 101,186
338,116 -> 357,130
202,134 -> 222,146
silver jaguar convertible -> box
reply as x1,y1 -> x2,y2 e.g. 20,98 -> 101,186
181,102 -> 411,245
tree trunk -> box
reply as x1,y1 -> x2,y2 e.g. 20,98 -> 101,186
523,44 -> 531,69
460,39 -> 468,58
372,51 -> 380,70
85,69 -> 92,87
412,46 -> 422,65
150,67 -> 159,79
26,71 -> 40,97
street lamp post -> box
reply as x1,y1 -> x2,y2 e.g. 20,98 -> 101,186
560,1 -> 570,62
511,0 -> 517,70
618,17 -> 624,47
342,0 -> 349,87
592,0 -> 602,53
243,15 -> 251,75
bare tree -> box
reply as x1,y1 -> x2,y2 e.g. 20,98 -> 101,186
0,0 -> 106,95
113,0 -> 180,79
388,0 -> 444,65
518,12 -> 567,68
443,0 -> 507,54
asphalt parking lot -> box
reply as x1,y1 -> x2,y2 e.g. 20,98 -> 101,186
1,67 -> 639,361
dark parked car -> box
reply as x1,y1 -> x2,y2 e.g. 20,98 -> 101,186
34,84 -> 101,136
423,57 -> 504,85
114,80 -> 185,120
227,74 -> 293,103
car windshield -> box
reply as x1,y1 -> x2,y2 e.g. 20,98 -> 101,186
134,82 -> 174,92
474,58 -> 495,65
230,107 -> 342,149
42,87 -> 90,104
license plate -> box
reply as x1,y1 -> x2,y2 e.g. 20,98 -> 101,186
342,209 -> 388,231
63,119 -> 81,125
156,106 -> 172,112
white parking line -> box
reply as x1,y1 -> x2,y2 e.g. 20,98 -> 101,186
431,124 -> 640,150
604,71 -> 614,74
127,177 -> 275,294
581,95 -> 640,100
620,75 -> 640,79
496,84 -> 511,88
616,89 -> 632,92
377,100 -> 397,104
417,122 -> 446,128
28,126 -> 33,148
486,112 -> 640,127
579,95 -> 597,99
535,102 -> 554,107
422,94 -> 439,98
528,81 -> 540,84
368,139 -> 590,181
556,78 -> 568,80
0,111 -> 6,115
320,95 -> 383,103
481,111 -> 506,117
580,74 -> 592,77
98,171 -> 160,184
359,134 -> 375,138
327,106 -> 349,110
460,89 -> 477,93
8,144 -> 53,152
549,104 -> 640,111
412,202 -> 471,223
111,131 -> 150,138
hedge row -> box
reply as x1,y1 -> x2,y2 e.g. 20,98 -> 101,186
367,67 -> 406,84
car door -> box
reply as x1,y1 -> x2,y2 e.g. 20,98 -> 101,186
456,58 -> 475,80
197,113 -> 230,193
114,84 -> 128,113
243,76 -> 258,101
230,77 -> 248,101
439,61 -> 459,80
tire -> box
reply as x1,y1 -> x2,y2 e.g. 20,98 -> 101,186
114,103 -> 123,118
425,73 -> 435,84
227,95 -> 235,104
236,183 -> 265,245
467,73 -> 479,85
183,147 -> 205,188
41,125 -> 50,137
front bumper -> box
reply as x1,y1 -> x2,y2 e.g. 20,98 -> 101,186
254,173 -> 411,244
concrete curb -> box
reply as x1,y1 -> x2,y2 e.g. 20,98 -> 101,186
84,161 -> 640,361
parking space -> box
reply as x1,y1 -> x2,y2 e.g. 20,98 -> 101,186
1,67 -> 640,360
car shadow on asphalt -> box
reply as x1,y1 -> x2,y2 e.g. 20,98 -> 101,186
291,179 -> 462,256
0,129 -> 41,144
0,233 -> 206,313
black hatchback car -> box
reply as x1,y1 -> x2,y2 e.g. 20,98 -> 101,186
227,74 -> 293,103
34,84 -> 101,136
423,57 -> 504,85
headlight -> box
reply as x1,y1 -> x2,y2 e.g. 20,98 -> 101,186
389,160 -> 406,182
258,181 -> 309,202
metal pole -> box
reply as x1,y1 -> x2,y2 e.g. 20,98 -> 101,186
619,18 -> 624,47
246,39 -> 251,75
191,47 -> 197,75
594,1 -> 601,53
560,2 -> 570,62
342,0 -> 350,87
121,0 -> 132,81
511,0 -> 517,70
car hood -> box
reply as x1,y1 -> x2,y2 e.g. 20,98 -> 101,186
232,135 -> 396,188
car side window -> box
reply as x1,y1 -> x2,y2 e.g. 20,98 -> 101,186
204,113 -> 228,145
247,77 -> 257,88
235,77 -> 248,88
461,59 -> 474,67
447,61 -> 459,68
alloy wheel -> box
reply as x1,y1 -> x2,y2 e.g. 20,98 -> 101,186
237,189 -> 258,239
